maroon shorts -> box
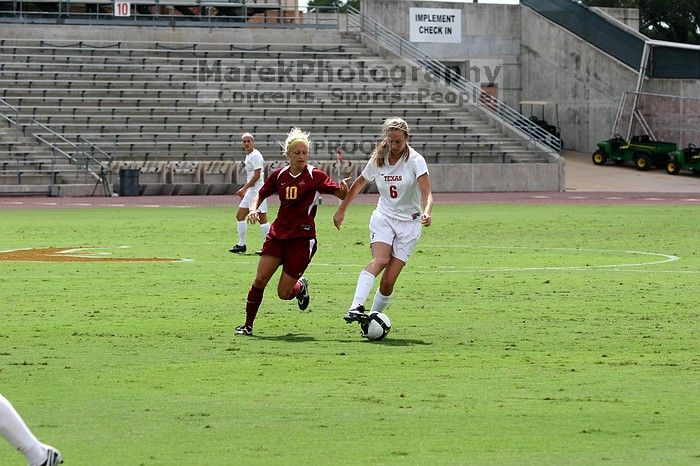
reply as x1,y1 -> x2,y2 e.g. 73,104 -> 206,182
260,236 -> 317,279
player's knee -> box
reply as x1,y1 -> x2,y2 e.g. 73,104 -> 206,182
372,256 -> 391,270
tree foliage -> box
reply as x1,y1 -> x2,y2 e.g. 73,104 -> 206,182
582,0 -> 700,44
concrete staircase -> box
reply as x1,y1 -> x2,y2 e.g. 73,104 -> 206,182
0,31 -> 552,195
0,121 -> 104,195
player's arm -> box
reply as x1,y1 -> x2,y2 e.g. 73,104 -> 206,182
246,193 -> 262,224
418,173 -> 433,227
333,175 -> 367,230
246,170 -> 274,224
315,169 -> 350,200
334,176 -> 351,200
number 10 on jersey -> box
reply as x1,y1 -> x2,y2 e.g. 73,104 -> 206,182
285,185 -> 298,200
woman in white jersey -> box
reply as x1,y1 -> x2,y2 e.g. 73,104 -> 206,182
229,133 -> 270,255
333,118 -> 433,331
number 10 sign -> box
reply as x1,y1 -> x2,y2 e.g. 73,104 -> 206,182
114,0 -> 131,17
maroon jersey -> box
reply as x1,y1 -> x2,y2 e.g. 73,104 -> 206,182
258,164 -> 340,240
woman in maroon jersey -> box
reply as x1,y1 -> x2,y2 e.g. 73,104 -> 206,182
235,128 -> 350,335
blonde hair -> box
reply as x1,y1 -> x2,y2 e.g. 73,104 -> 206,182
284,127 -> 310,154
241,132 -> 254,142
370,118 -> 411,168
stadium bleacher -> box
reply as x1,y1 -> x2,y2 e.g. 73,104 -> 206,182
0,4 -> 554,196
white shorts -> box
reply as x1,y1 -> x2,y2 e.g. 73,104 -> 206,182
239,187 -> 267,213
369,210 -> 421,263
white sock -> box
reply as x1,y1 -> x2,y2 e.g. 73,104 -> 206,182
351,270 -> 376,309
259,223 -> 270,241
0,394 -> 47,465
236,220 -> 247,246
369,289 -> 392,314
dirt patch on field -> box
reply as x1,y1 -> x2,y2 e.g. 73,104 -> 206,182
0,247 -> 181,262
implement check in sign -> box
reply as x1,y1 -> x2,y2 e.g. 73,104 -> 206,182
409,8 -> 461,43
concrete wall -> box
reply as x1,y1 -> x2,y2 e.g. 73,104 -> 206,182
362,0 -> 522,108
645,79 -> 700,98
315,12 -> 347,30
428,161 -> 564,192
520,8 -> 700,152
519,7 -> 638,152
0,22 -> 344,44
362,0 -> 627,151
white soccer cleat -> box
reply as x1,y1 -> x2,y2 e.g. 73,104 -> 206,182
38,444 -> 63,466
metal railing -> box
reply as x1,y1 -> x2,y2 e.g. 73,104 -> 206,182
78,135 -> 114,195
0,119 -> 113,196
346,6 -> 561,155
30,121 -> 112,193
78,135 -> 113,168
0,98 -> 22,141
0,1 -> 339,29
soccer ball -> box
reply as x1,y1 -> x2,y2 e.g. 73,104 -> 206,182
361,312 -> 391,340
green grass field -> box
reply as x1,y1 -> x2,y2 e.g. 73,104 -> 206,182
1,203 -> 698,465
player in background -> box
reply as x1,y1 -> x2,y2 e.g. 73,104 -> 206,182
229,133 -> 270,256
234,128 -> 350,336
333,118 -> 433,332
0,393 -> 62,466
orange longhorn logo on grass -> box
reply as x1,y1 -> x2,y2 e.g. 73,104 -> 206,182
0,247 -> 189,262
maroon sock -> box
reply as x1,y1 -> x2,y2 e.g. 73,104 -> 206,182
290,280 -> 302,300
245,285 -> 265,327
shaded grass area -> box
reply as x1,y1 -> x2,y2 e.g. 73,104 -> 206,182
1,204 -> 698,465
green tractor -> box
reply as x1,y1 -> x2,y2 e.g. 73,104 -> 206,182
666,144 -> 700,175
592,134 -> 677,171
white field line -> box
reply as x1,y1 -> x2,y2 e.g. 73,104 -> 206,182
0,247 -> 32,253
1,245 -> 692,271
424,245 -> 679,271
57,247 -> 115,259
312,245 -> 692,273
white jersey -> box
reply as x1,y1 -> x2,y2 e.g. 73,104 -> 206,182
244,149 -> 265,190
361,146 -> 429,222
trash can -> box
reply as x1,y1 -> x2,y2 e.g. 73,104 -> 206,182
119,169 -> 140,196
